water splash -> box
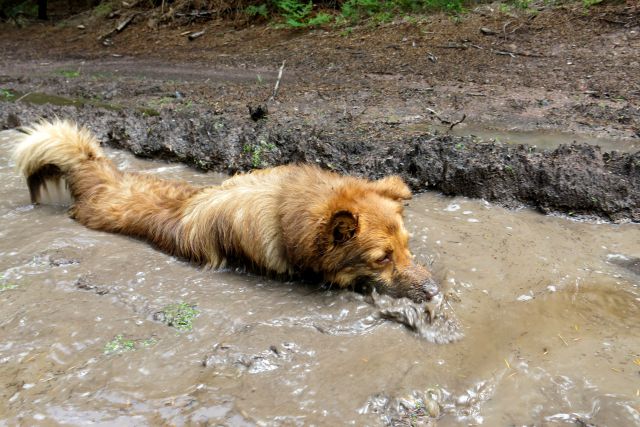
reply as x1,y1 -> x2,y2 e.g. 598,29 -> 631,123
371,291 -> 463,344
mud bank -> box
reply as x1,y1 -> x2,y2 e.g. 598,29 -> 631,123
2,102 -> 639,222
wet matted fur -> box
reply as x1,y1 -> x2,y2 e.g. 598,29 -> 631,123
14,120 -> 439,302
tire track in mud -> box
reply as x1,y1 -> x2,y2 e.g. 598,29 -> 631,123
2,103 -> 638,222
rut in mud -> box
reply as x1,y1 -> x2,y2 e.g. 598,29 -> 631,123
2,102 -> 639,222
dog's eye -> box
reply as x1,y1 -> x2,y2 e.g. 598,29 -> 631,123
376,252 -> 392,264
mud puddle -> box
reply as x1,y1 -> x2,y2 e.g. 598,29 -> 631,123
442,124 -> 640,154
1,130 -> 639,426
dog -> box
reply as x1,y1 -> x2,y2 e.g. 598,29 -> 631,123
13,120 -> 439,302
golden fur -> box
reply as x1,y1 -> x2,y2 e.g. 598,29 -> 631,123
14,120 -> 438,302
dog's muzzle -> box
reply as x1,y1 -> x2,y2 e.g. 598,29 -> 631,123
421,278 -> 440,300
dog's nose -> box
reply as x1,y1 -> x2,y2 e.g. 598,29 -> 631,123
422,279 -> 439,300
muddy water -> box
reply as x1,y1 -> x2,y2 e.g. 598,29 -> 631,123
1,129 -> 639,426
448,125 -> 640,154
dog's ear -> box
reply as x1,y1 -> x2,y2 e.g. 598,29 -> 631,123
330,210 -> 359,244
373,175 -> 412,201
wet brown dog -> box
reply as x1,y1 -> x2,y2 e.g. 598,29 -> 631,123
14,120 -> 438,302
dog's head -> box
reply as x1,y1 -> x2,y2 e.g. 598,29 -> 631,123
318,175 -> 439,303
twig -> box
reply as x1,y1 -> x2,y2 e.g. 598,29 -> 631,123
15,81 -> 43,103
176,10 -> 214,17
425,107 -> 466,131
557,333 -> 568,346
491,48 -> 545,58
268,60 -> 286,103
116,14 -> 135,32
15,92 -> 33,103
438,42 -> 483,50
437,43 -> 468,50
502,20 -> 512,37
98,13 -> 137,40
425,107 -> 450,124
188,30 -> 205,40
493,49 -> 516,58
248,61 -> 287,121
448,113 -> 466,131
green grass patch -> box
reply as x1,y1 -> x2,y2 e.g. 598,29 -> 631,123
242,0 -> 472,28
0,88 -> 16,100
104,334 -> 136,354
157,302 -> 199,332
104,334 -> 158,354
243,138 -> 277,168
57,69 -> 80,79
245,3 -> 269,19
582,0 -> 603,7
0,282 -> 18,292
93,1 -> 113,18
242,0 -> 596,28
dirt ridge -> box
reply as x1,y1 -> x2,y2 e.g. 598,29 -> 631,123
2,103 -> 638,222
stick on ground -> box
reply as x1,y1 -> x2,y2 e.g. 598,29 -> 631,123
268,60 -> 286,103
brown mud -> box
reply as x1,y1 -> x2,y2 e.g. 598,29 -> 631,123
2,4 -> 640,424
1,2 -> 640,221
1,134 -> 640,426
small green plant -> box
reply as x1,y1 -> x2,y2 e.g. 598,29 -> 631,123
403,14 -> 419,25
175,100 -> 195,112
513,0 -> 531,9
582,0 -> 603,7
1,0 -> 38,20
498,3 -> 512,13
104,335 -> 157,354
341,0 -> 384,22
275,0 -> 311,27
273,0 -> 330,28
104,335 -> 136,354
0,282 -> 18,292
0,88 -> 15,100
340,0 -> 463,24
245,139 -> 277,168
158,302 -> 199,332
245,3 -> 269,18
139,107 -> 160,117
371,10 -> 393,24
141,337 -> 158,348
58,69 -> 80,79
93,1 -> 113,18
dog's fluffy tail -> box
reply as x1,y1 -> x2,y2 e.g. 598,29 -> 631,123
13,120 -> 105,203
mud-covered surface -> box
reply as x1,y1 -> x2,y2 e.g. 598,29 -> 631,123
1,134 -> 640,425
1,1 -> 640,221
1,4 -> 640,425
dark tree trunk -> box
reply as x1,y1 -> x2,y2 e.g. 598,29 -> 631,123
37,0 -> 47,20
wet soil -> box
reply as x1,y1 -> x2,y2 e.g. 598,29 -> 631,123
1,133 -> 639,425
1,1 -> 640,221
